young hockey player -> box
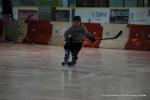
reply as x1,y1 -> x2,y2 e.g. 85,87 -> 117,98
62,16 -> 96,66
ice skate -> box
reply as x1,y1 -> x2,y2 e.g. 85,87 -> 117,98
68,61 -> 77,67
61,61 -> 68,66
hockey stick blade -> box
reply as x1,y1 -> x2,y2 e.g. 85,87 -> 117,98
101,31 -> 123,40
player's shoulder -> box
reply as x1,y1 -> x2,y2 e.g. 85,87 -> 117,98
81,24 -> 86,28
67,25 -> 74,30
80,24 -> 87,31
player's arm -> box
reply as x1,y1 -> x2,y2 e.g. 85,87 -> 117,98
81,24 -> 92,37
81,24 -> 96,42
64,27 -> 72,41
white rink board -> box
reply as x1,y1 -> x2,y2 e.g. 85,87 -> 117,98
129,8 -> 150,25
100,24 -> 129,49
49,22 -> 72,45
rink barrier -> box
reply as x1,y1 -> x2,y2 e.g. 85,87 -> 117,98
125,24 -> 150,51
49,22 -> 72,45
100,24 -> 129,49
5,20 -> 149,51
83,23 -> 103,48
23,20 -> 53,45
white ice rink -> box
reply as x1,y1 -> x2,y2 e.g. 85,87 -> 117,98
0,43 -> 150,100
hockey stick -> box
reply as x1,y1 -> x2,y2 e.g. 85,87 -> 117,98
101,31 -> 123,40
25,14 -> 34,22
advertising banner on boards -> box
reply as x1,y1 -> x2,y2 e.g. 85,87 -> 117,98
110,9 -> 129,24
55,10 -> 70,22
129,8 -> 149,25
75,8 -> 110,23
91,9 -> 110,24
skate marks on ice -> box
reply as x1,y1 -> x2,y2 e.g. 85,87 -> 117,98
0,44 -> 150,100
